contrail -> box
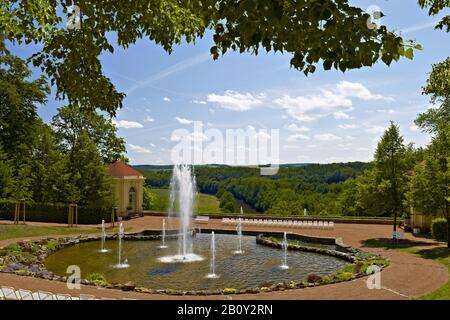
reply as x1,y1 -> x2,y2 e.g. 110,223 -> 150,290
400,20 -> 439,34
126,52 -> 211,95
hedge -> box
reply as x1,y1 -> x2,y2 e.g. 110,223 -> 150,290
431,217 -> 448,242
0,200 -> 112,224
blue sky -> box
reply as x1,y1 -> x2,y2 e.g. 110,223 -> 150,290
10,0 -> 450,165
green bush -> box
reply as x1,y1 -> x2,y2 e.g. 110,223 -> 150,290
223,288 -> 237,294
431,218 -> 448,241
86,273 -> 108,285
335,272 -> 353,281
0,200 -> 112,224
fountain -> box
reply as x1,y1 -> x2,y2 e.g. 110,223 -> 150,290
159,165 -> 203,263
280,232 -> 289,270
99,219 -> 109,253
115,223 -> 129,268
206,232 -> 219,279
233,207 -> 244,254
158,219 -> 168,249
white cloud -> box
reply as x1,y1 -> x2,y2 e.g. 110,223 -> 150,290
189,131 -> 209,142
144,116 -> 154,123
286,124 -> 310,133
314,133 -> 342,141
287,134 -> 310,141
336,81 -> 388,101
163,97 -> 171,102
337,142 -> 354,149
274,92 -> 352,122
345,135 -> 355,141
338,124 -> 358,129
333,111 -> 354,120
170,131 -> 209,142
377,109 -> 395,114
364,124 -> 386,135
128,144 -> 151,154
274,81 -> 389,122
409,125 -> 419,132
175,117 -> 193,125
207,90 -> 263,111
112,120 -> 144,129
193,100 -> 207,105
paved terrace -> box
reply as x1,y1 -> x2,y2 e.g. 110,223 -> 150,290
0,216 -> 447,300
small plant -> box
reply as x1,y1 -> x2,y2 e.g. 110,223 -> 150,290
43,240 -> 58,250
342,263 -> 354,273
86,272 -> 108,285
4,243 -> 21,251
360,259 -> 389,273
223,288 -> 237,294
334,272 -> 353,281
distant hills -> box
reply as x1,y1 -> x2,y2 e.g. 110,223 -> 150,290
133,163 -> 314,171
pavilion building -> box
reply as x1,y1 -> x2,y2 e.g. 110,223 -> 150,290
107,161 -> 145,217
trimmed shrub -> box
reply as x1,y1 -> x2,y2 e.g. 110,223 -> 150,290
431,218 -> 448,242
0,200 -> 112,224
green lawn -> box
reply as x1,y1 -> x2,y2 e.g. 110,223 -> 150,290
147,188 -> 222,214
0,224 -> 101,242
364,238 -> 450,300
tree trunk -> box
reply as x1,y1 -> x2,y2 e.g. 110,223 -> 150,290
393,211 -> 397,232
446,210 -> 449,248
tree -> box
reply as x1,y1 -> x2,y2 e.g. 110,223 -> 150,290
414,94 -> 449,247
422,58 -> 450,104
10,165 -> 33,201
52,105 -> 126,163
1,1 -> 418,116
0,45 -> 49,166
219,191 -> 235,213
0,143 -> 13,198
406,152 -> 447,219
268,200 -> 303,216
30,122 -> 69,203
374,122 -> 408,234
68,132 -> 115,208
142,187 -> 156,211
337,178 -> 360,216
355,170 -> 386,216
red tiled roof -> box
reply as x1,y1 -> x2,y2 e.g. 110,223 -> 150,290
107,161 -> 143,177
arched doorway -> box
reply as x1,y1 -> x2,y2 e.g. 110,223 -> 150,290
128,187 -> 136,212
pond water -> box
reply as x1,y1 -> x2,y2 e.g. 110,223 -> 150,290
45,233 -> 346,291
